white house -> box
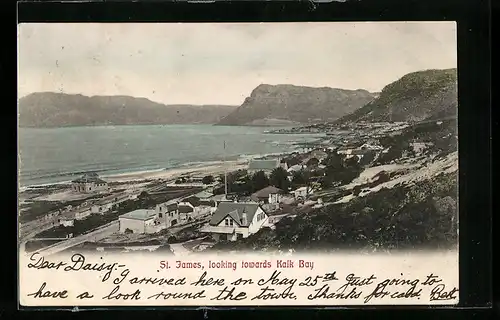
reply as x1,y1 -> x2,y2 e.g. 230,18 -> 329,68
119,209 -> 158,234
156,201 -> 181,227
291,186 -> 313,200
287,164 -> 305,174
71,172 -> 108,193
250,186 -> 284,205
200,202 -> 268,241
59,213 -> 75,227
75,209 -> 91,220
308,149 -> 328,161
247,159 -> 281,175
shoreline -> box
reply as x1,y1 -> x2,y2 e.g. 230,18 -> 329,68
19,149 -> 300,190
104,159 -> 249,183
19,159 -> 250,191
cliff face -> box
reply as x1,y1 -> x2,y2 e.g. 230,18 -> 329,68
336,68 -> 458,124
215,84 -> 377,126
18,92 -> 237,128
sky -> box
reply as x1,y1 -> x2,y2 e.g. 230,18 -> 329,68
18,22 -> 457,105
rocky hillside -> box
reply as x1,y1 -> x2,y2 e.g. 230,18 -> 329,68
18,92 -> 237,128
337,68 -> 457,124
215,84 -> 377,126
210,117 -> 458,253
211,170 -> 457,253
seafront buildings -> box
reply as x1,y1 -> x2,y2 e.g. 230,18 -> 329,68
71,172 -> 108,193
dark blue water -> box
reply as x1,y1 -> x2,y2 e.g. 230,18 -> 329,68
18,125 -> 322,187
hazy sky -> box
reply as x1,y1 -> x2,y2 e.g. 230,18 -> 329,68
18,22 -> 457,105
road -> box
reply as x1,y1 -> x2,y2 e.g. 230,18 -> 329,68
169,243 -> 192,256
18,188 -> 142,242
21,221 -> 120,257
18,184 -> 207,256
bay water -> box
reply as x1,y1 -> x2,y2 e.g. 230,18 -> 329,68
18,125 -> 322,187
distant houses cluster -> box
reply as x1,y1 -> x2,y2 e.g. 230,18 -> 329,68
118,190 -> 218,235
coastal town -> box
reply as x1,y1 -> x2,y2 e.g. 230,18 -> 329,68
18,117 -> 457,256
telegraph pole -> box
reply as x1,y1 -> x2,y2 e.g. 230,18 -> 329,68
224,140 -> 228,199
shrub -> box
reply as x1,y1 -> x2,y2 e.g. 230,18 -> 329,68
202,175 -> 215,185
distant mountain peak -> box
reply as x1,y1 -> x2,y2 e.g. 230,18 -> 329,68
217,84 -> 377,126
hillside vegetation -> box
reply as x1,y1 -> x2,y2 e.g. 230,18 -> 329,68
211,117 -> 458,253
337,68 -> 457,123
212,171 -> 457,253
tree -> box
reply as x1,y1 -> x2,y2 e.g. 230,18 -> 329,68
139,191 -> 150,199
269,167 -> 290,191
306,157 -> 320,168
344,156 -> 360,169
359,151 -> 377,167
202,175 -> 215,185
251,171 -> 270,192
291,170 -> 310,189
324,153 -> 343,170
320,175 -> 334,189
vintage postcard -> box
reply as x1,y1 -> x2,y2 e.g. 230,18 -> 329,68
18,22 -> 459,307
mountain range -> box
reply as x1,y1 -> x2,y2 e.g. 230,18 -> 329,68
215,84 -> 377,126
18,93 -> 237,128
18,68 -> 457,128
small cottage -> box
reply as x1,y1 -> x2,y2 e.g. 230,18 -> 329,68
291,186 -> 313,201
71,172 -> 108,193
250,186 -> 284,204
247,159 -> 280,175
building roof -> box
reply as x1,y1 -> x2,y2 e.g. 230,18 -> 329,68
293,186 -> 311,193
157,200 -> 178,212
85,172 -> 99,177
199,200 -> 216,207
209,202 -> 262,227
166,203 -> 178,211
251,186 -> 284,201
72,172 -> 107,184
178,205 -> 194,214
195,191 -> 214,199
287,164 -> 304,172
120,209 -> 156,221
181,196 -> 201,207
211,194 -> 227,202
310,150 -> 328,158
248,159 -> 280,171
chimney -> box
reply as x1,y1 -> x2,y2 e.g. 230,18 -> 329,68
241,208 -> 248,225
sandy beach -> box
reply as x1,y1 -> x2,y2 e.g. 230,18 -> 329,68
94,159 -> 249,183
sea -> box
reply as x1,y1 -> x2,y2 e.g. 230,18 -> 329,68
18,125 -> 324,188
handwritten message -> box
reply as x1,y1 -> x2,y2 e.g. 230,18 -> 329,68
19,252 -> 459,306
